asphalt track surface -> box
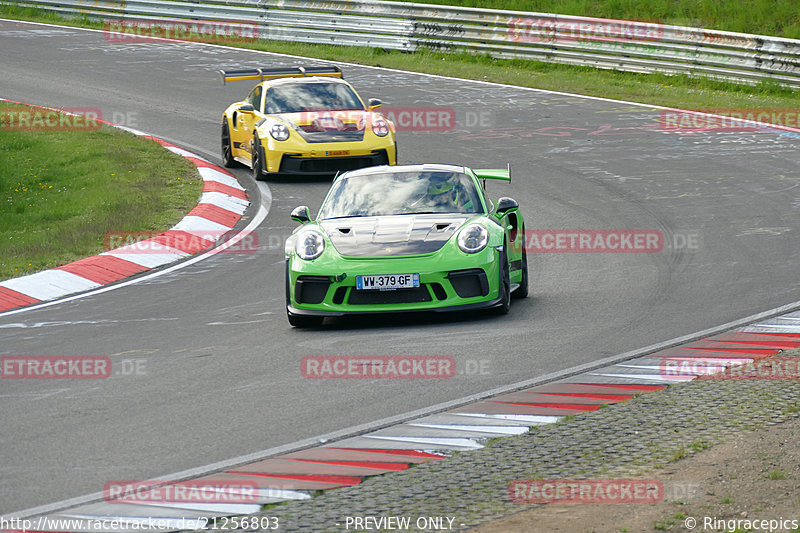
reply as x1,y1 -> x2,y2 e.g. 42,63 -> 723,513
1,19 -> 799,515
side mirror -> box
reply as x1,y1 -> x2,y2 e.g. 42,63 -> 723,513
291,205 -> 311,223
238,104 -> 255,113
368,98 -> 383,110
495,197 -> 519,216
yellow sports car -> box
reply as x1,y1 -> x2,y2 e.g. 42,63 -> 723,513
219,66 -> 397,178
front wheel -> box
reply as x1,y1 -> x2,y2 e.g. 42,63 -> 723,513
221,120 -> 237,168
252,135 -> 266,181
512,240 -> 528,299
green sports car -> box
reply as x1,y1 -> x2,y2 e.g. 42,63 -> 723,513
284,164 -> 528,327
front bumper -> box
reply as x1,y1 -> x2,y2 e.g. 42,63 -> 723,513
261,137 -> 397,175
278,149 -> 390,175
286,251 -> 502,317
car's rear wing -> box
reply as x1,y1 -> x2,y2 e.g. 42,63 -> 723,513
475,166 -> 511,184
219,66 -> 342,85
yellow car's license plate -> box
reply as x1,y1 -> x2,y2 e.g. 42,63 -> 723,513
325,150 -> 350,157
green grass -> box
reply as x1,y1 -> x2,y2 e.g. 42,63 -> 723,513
767,469 -> 787,480
0,102 -> 202,279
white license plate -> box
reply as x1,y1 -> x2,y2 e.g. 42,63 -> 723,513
356,273 -> 420,290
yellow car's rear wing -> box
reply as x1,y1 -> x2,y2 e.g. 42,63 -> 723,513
475,166 -> 511,184
219,66 -> 343,85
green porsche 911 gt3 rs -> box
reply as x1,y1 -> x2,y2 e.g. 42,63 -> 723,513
284,164 -> 528,327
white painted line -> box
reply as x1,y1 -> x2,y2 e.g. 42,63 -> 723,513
172,216 -> 232,233
616,363 -> 732,372
199,192 -> 249,213
102,252 -> 188,269
647,357 -> 752,364
128,502 -> 262,515
363,435 -> 483,449
589,373 -> 695,382
451,413 -> 561,424
197,167 -> 243,189
745,324 -> 800,331
113,125 -> 146,136
407,423 -> 529,435
0,270 -> 100,301
108,242 -> 189,256
253,488 -> 310,501
165,145 -> 208,160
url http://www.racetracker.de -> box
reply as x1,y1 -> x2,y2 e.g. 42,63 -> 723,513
0,516 -> 283,532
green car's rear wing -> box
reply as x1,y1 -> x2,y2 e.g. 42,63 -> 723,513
475,166 -> 511,185
219,66 -> 342,85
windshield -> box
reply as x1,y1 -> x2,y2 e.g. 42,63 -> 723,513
264,82 -> 364,114
318,171 -> 484,219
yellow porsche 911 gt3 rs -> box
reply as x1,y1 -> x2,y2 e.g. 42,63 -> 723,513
219,66 -> 397,178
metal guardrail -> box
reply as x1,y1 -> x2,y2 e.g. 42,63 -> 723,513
4,0 -> 800,87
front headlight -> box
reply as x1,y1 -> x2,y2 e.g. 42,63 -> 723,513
295,230 -> 325,260
270,123 -> 290,141
457,224 -> 489,253
371,115 -> 389,137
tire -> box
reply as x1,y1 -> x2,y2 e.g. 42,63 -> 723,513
495,247 -> 511,315
221,120 -> 237,168
287,312 -> 324,328
252,135 -> 266,181
511,240 -> 529,299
